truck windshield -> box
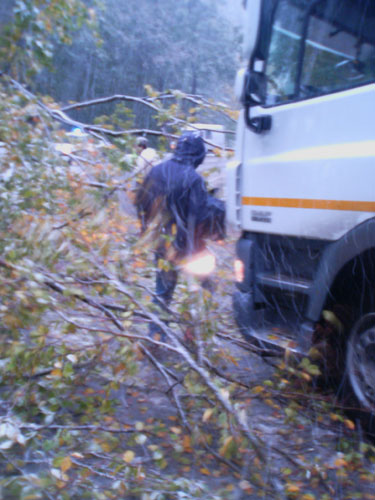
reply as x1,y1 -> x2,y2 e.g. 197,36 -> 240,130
264,0 -> 375,105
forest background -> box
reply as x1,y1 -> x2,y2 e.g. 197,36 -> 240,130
0,0 -> 242,127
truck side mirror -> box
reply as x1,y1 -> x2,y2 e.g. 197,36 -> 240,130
242,70 -> 267,107
242,70 -> 272,134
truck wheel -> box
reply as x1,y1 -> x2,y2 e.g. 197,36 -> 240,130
346,312 -> 375,433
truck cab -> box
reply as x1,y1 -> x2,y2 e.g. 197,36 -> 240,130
226,0 -> 375,421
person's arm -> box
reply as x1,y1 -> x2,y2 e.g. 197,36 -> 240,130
188,176 -> 226,244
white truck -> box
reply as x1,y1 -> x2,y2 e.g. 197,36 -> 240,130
226,0 -> 375,423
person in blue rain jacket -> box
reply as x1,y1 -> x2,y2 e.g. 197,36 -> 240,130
135,131 -> 225,337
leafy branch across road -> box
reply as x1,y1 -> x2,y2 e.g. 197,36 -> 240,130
6,75 -> 236,152
1,78 -> 375,500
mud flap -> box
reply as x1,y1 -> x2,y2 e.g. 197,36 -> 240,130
233,289 -> 257,340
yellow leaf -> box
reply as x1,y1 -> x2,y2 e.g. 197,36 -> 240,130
219,436 -> 234,456
60,456 -> 72,473
344,419 -> 355,430
334,458 -> 348,468
57,480 -> 66,489
286,484 -> 300,493
202,408 -> 214,422
252,386 -> 264,394
50,369 -> 63,377
122,450 -> 135,463
226,354 -> 239,366
330,413 -> 340,421
265,398 -> 279,409
183,435 -> 192,452
300,372 -> 312,382
100,441 -> 112,452
200,467 -> 211,475
308,347 -> 323,360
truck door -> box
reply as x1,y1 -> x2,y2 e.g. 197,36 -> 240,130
241,0 -> 375,240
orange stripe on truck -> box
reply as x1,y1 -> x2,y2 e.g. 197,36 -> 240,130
242,197 -> 375,212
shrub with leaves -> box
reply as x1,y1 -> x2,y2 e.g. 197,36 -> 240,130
0,0 -> 93,80
0,77 -> 258,499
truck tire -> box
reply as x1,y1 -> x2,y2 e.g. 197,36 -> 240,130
346,312 -> 375,435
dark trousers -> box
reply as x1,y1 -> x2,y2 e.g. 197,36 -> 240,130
149,257 -> 178,339
148,252 -> 215,339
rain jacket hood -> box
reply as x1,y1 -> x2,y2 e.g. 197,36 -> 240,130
173,131 -> 206,168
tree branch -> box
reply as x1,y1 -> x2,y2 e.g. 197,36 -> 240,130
5,75 -> 234,150
92,260 -> 268,463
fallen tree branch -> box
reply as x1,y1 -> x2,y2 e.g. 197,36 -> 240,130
203,356 -> 253,389
61,94 -> 162,114
62,91 -> 237,124
92,259 -> 268,463
216,332 -> 281,358
4,75 -> 234,151
146,91 -> 237,123
202,440 -> 241,473
20,423 -> 153,434
140,344 -> 190,430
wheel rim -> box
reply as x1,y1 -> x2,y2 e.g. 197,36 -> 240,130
347,313 -> 375,412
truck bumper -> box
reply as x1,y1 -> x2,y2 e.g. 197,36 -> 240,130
233,233 -> 315,353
